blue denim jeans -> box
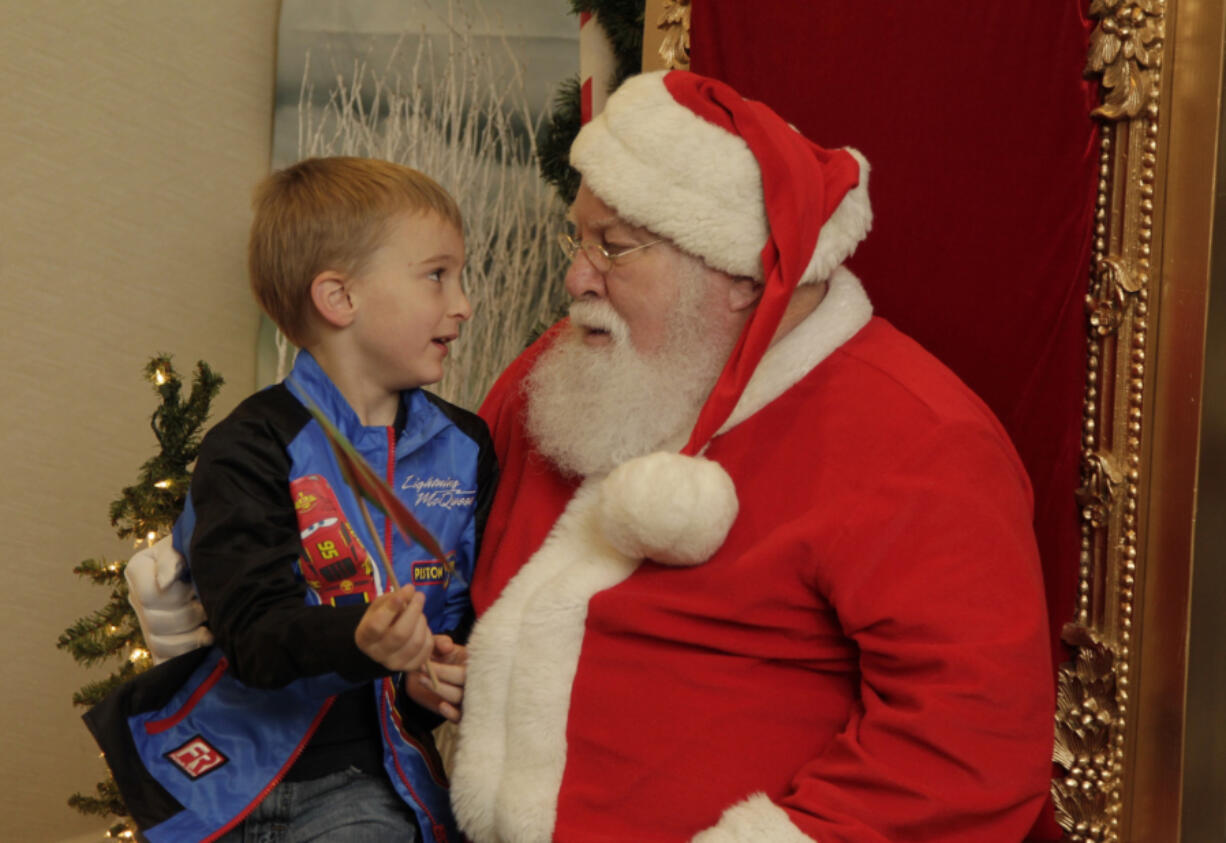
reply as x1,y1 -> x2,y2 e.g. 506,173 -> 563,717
214,767 -> 420,842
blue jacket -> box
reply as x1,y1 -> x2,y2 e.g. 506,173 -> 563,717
85,352 -> 497,842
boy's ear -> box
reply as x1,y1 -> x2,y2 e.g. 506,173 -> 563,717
310,270 -> 356,329
728,276 -> 764,312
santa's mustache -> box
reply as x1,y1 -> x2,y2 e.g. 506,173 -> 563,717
567,299 -> 630,343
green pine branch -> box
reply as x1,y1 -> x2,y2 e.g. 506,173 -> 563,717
72,556 -> 128,586
538,75 -> 584,204
67,778 -> 127,818
57,567 -> 138,669
71,661 -> 143,708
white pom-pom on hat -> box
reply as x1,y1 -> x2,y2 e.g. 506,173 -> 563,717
597,452 -> 738,566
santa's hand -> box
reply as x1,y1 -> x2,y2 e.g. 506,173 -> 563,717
126,536 -> 213,663
406,635 -> 467,723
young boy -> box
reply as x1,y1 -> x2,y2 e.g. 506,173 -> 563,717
85,157 -> 497,843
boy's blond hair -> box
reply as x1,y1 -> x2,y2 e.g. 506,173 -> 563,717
248,156 -> 462,347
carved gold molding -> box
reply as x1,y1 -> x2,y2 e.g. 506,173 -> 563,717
656,0 -> 691,71
1086,0 -> 1163,120
1054,1 -> 1166,840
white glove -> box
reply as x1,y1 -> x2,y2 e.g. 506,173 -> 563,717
126,536 -> 213,663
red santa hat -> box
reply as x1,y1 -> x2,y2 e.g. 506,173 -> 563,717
569,70 -> 872,566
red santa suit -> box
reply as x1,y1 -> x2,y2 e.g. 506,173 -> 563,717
451,71 -> 1054,842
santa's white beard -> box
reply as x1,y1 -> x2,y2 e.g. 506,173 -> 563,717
524,286 -> 733,478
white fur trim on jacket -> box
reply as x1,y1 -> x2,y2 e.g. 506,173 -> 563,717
569,70 -> 872,285
691,793 -> 817,843
450,482 -> 641,842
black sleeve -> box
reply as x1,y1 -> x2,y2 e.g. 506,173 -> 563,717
452,417 -> 498,645
471,412 -> 500,566
186,388 -> 388,689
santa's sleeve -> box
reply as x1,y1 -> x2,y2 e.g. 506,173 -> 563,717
695,422 -> 1055,843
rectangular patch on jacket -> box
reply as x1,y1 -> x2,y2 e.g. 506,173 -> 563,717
165,736 -> 228,779
412,560 -> 449,586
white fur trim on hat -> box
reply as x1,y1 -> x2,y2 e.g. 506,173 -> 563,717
570,70 -> 872,285
598,451 -> 738,566
691,793 -> 816,842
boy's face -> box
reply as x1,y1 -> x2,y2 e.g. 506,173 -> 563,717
349,210 -> 469,391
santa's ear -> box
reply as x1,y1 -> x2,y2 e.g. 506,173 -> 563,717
310,270 -> 356,329
728,276 -> 764,312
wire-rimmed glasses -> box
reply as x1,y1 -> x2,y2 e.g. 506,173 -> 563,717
557,231 -> 665,273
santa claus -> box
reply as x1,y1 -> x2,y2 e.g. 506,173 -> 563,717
449,71 -> 1054,842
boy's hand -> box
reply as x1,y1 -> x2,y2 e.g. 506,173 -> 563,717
406,635 -> 467,723
355,585 -> 433,673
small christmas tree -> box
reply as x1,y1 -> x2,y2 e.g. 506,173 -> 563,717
57,355 -> 223,839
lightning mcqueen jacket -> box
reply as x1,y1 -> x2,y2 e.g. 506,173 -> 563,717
85,351 -> 497,843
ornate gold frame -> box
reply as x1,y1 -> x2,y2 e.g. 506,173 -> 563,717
1059,0 -> 1221,838
642,0 -> 689,73
643,1 -> 1222,839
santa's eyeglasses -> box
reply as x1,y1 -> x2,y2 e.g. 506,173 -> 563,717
557,231 -> 664,273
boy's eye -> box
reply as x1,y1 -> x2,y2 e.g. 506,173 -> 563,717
426,268 -> 444,282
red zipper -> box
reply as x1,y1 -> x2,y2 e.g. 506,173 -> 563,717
378,676 -> 448,842
200,696 -> 337,842
383,675 -> 448,786
144,657 -> 230,735
379,425 -> 447,840
384,426 -> 397,585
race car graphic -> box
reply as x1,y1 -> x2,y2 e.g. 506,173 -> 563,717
291,474 -> 379,607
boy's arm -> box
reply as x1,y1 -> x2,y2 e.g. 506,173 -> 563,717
184,400 -> 387,689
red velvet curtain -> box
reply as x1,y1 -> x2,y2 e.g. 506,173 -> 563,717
691,3 -> 1098,838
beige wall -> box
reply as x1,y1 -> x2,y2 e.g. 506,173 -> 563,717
0,2 -> 279,839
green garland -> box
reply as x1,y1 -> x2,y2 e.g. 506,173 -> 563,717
538,0 -> 646,204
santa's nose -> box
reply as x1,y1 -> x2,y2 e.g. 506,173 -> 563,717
564,249 -> 607,300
